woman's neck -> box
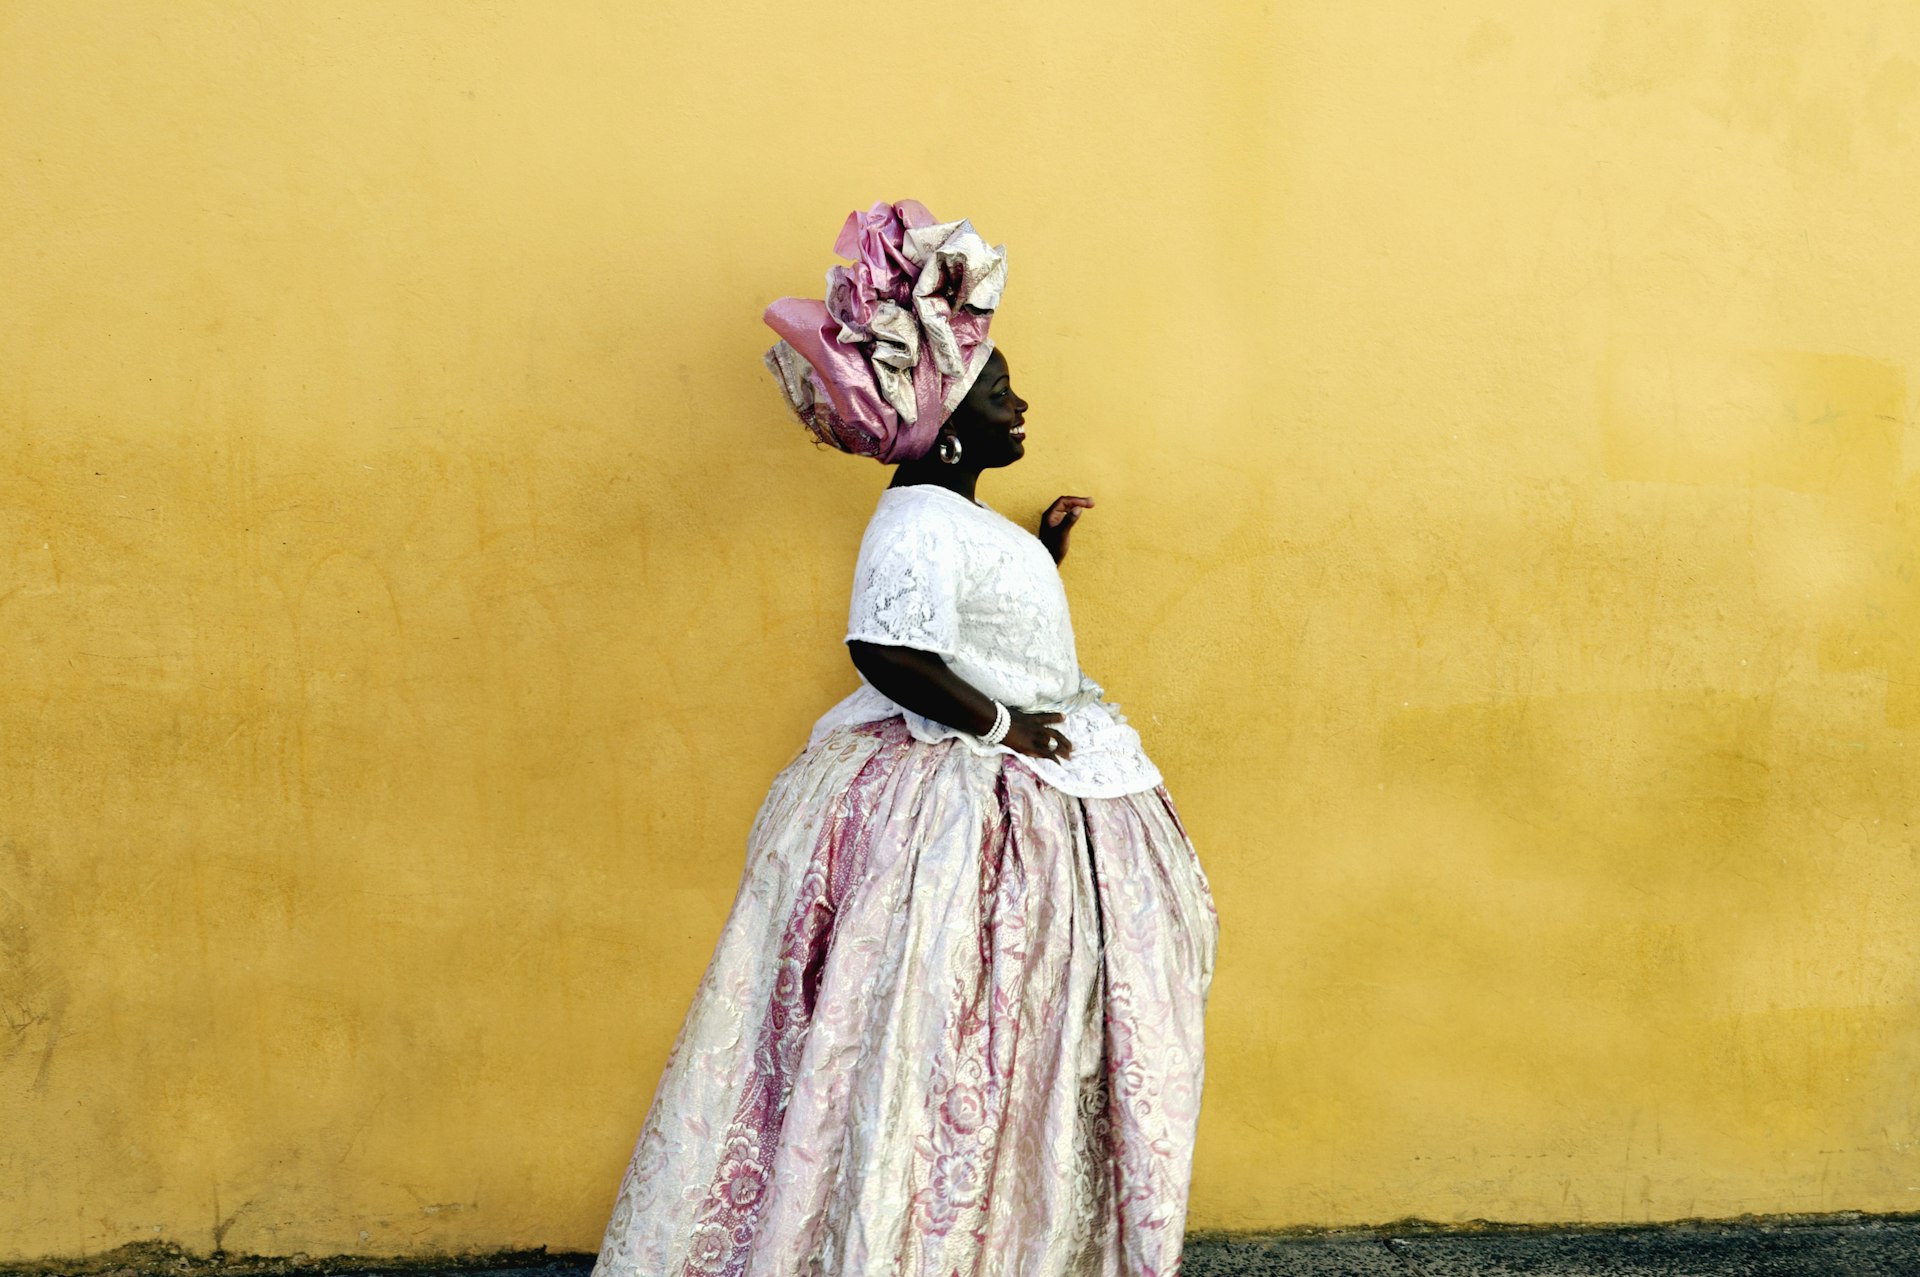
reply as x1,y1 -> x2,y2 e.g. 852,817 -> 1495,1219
888,460 -> 980,502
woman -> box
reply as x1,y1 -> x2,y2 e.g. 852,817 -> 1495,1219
591,200 -> 1218,1277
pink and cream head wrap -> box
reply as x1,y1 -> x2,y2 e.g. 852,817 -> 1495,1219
763,199 -> 1008,463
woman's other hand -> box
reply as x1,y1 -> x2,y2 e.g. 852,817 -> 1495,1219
1003,709 -> 1073,761
1038,495 -> 1094,564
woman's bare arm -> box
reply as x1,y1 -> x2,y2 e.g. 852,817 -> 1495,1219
847,640 -> 1071,760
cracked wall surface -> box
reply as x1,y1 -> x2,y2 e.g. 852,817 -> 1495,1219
2,0 -> 1918,1262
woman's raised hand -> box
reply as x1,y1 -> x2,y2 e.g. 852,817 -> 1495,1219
1038,495 -> 1095,564
1002,709 -> 1074,761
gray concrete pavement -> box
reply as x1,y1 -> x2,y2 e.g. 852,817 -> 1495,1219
354,1217 -> 1920,1277
1182,1218 -> 1920,1275
479,1218 -> 1920,1277
11,1219 -> 1920,1277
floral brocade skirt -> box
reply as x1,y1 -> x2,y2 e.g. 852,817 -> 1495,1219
589,715 -> 1220,1277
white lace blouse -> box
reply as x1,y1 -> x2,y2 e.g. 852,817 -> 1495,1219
806,483 -> 1165,799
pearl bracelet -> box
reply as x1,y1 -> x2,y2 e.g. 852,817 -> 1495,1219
979,699 -> 1011,746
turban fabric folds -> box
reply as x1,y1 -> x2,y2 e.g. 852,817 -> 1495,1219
764,200 -> 1007,464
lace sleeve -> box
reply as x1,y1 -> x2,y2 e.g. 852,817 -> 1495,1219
844,498 -> 963,656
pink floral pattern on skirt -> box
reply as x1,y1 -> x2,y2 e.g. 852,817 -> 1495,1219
591,717 -> 1219,1277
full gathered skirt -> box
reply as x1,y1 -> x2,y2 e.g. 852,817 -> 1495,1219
590,716 -> 1219,1277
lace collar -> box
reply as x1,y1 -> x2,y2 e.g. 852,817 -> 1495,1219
882,482 -> 992,513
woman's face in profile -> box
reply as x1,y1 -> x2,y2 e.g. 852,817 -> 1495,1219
945,348 -> 1029,469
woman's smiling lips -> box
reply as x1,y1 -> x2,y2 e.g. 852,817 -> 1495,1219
1010,417 -> 1026,441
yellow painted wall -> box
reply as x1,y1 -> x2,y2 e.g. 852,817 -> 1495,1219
4,0 -> 1918,1260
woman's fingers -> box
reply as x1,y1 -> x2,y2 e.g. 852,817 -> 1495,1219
1027,731 -> 1073,760
997,709 -> 1072,759
1030,714 -> 1072,760
1046,495 -> 1094,526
